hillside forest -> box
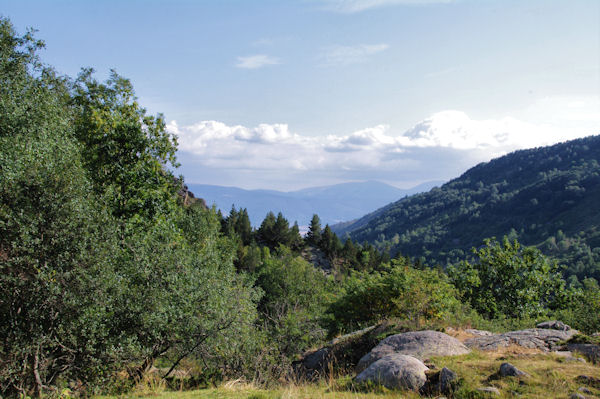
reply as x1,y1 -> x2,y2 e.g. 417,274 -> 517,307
1,18 -> 599,398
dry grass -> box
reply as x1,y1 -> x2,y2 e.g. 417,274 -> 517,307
430,349 -> 600,398
95,347 -> 600,399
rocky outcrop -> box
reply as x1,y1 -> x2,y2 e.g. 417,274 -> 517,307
465,328 -> 576,352
355,354 -> 428,391
536,320 -> 571,331
356,330 -> 470,372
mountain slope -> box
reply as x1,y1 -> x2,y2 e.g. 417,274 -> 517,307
335,135 -> 600,282
187,180 -> 442,227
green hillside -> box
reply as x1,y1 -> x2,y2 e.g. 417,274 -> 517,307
336,135 -> 600,282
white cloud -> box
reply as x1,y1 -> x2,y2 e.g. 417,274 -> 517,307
320,0 -> 454,13
236,54 -> 280,69
321,43 -> 389,66
170,102 -> 599,190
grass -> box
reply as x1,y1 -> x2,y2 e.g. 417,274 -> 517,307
95,346 -> 600,399
429,347 -> 600,398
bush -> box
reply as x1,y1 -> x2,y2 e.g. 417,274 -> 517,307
326,259 -> 462,335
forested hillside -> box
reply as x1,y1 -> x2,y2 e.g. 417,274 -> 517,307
336,136 -> 600,282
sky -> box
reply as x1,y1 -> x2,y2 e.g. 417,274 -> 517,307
2,0 -> 599,191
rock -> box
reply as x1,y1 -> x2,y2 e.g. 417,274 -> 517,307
465,328 -> 494,336
421,367 -> 459,395
477,386 -> 500,395
569,393 -> 586,399
499,362 -> 528,377
438,367 -> 458,393
578,386 -> 592,394
536,320 -> 571,331
354,354 -> 428,391
300,347 -> 332,372
576,375 -> 600,389
465,328 -> 577,352
294,324 -> 378,378
567,343 -> 600,364
356,330 -> 470,372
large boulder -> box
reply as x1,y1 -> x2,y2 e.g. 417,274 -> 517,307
356,330 -> 470,372
355,354 -> 428,391
465,328 -> 576,352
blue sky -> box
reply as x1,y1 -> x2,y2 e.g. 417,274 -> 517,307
2,0 -> 599,190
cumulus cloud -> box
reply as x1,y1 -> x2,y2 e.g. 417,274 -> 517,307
236,54 -> 280,69
320,0 -> 453,13
321,44 -> 389,66
170,105 -> 598,190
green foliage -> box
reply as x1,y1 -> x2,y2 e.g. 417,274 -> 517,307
555,277 -> 600,334
254,247 -> 332,356
0,18 -> 259,396
326,259 -> 461,335
448,237 -> 570,319
306,214 -> 322,246
72,68 -> 179,221
256,212 -> 302,251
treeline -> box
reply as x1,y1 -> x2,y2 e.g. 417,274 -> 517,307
336,134 -> 600,284
1,18 -> 599,398
221,209 -> 388,273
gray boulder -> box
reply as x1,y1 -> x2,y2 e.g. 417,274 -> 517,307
499,362 -> 528,377
356,330 -> 470,372
355,354 -> 428,391
465,328 -> 576,352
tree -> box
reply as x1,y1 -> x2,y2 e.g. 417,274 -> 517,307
0,18 -> 119,395
321,224 -> 342,260
306,214 -> 322,246
448,237 -> 569,319
72,68 -> 179,222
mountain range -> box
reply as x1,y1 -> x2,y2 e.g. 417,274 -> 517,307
187,180 -> 442,227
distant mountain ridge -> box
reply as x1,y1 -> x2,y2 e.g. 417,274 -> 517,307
187,180 -> 442,227
334,135 -> 600,282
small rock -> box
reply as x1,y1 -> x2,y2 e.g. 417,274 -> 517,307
499,362 -> 528,377
477,386 -> 500,395
438,367 -> 458,394
578,386 -> 592,394
569,393 -> 586,399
